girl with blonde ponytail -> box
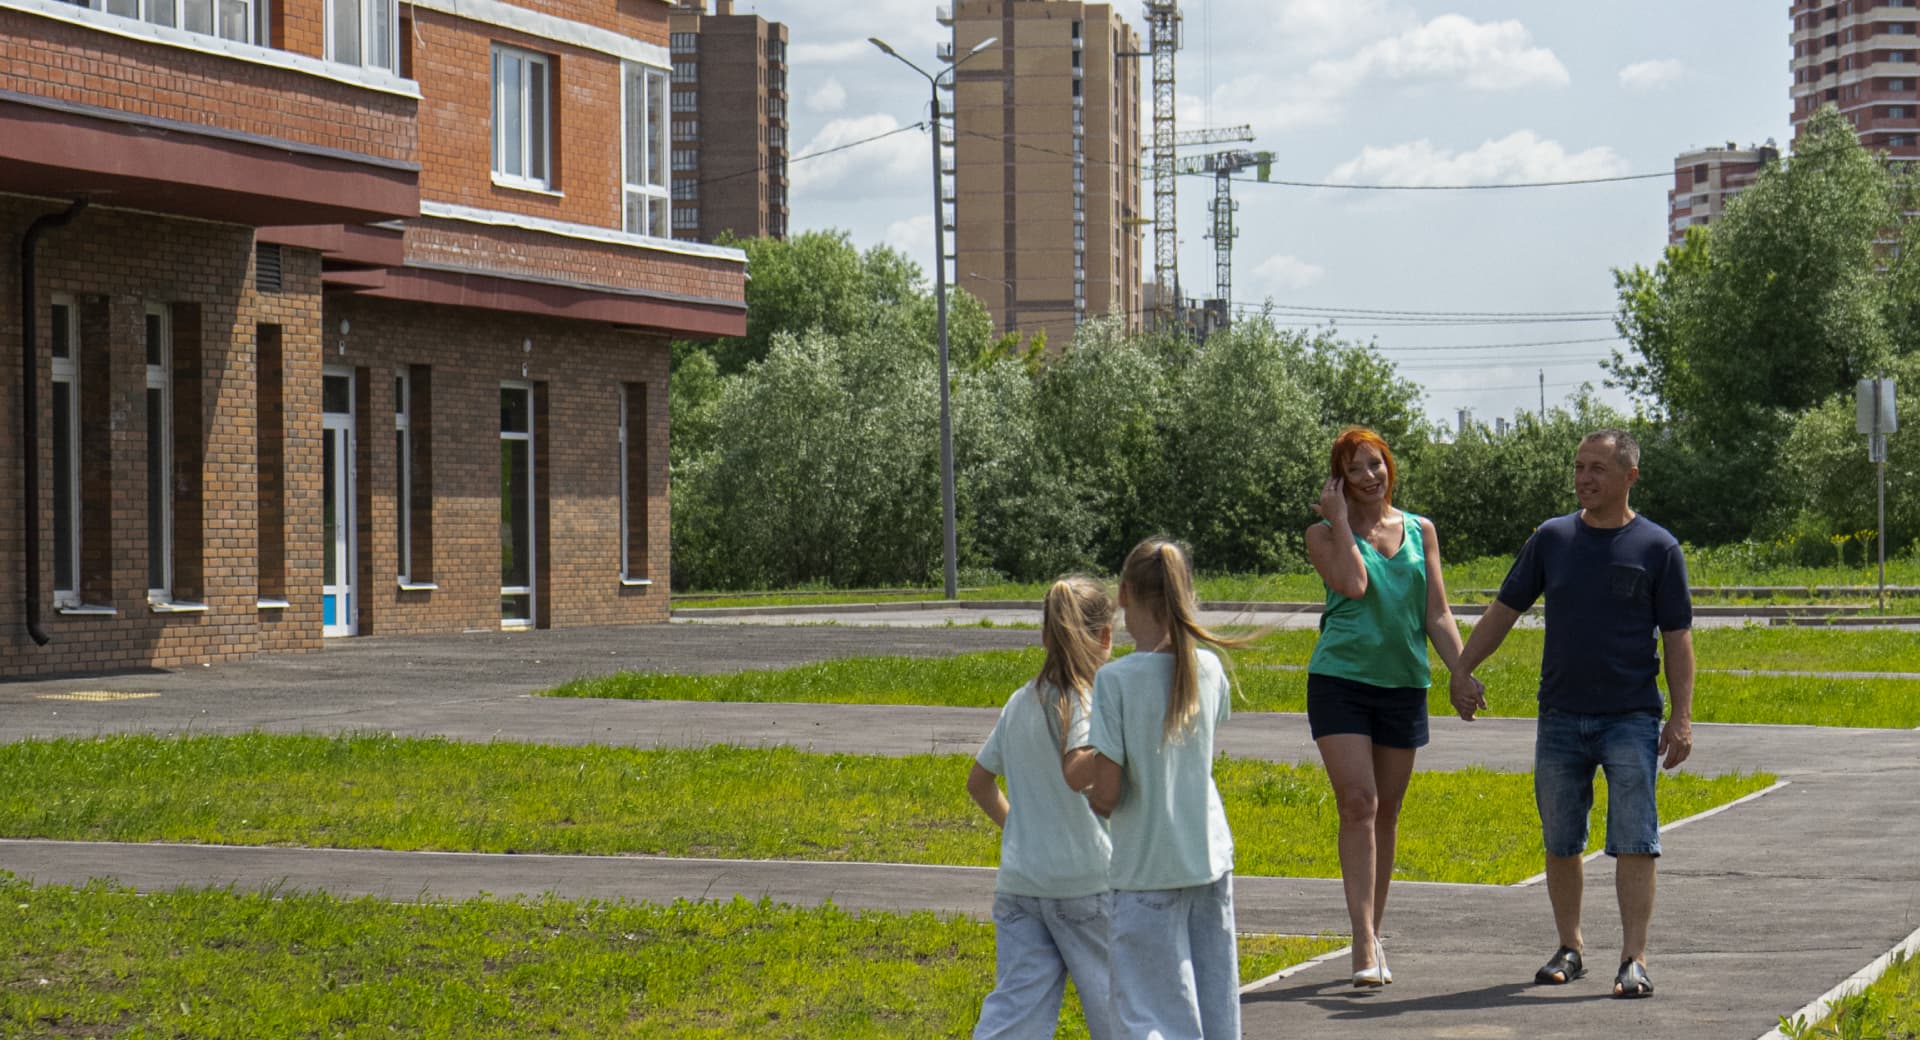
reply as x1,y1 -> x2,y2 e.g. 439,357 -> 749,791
1064,537 -> 1246,1038
967,575 -> 1117,1039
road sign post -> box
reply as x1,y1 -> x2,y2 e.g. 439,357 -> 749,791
1856,378 -> 1898,610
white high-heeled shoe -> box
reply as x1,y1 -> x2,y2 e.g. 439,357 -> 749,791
1377,938 -> 1393,984
1352,940 -> 1386,988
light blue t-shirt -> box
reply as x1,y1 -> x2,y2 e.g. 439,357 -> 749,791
1086,649 -> 1235,891
977,681 -> 1114,899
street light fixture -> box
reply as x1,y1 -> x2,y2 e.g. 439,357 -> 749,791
871,33 -> 997,600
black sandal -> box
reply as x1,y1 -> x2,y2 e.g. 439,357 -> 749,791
1534,946 -> 1585,985
1613,959 -> 1653,998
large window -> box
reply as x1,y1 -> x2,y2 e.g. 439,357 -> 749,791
493,46 -> 553,190
395,369 -> 413,583
500,384 -> 535,627
145,304 -> 173,600
327,0 -> 399,73
50,297 -> 80,608
86,0 -> 258,43
623,62 -> 671,236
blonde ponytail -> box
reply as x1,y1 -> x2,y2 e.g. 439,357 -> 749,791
1119,537 -> 1248,744
1037,575 -> 1115,751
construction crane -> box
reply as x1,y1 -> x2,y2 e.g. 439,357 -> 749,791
1144,149 -> 1273,336
1143,0 -> 1181,332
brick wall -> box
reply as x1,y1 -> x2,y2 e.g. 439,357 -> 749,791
320,295 -> 672,635
404,219 -> 745,301
0,7 -> 416,165
0,197 -> 325,677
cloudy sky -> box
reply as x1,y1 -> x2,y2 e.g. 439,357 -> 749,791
720,0 -> 1788,425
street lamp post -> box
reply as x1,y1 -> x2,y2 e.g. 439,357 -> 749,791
871,34 -> 996,601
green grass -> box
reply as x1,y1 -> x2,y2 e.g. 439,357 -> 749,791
674,555 -> 1920,609
553,625 -> 1920,728
0,875 -> 1345,1039
0,735 -> 1775,886
1781,950 -> 1920,1040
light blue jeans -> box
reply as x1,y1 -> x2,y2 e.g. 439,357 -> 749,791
1107,873 -> 1239,1040
974,891 -> 1114,1040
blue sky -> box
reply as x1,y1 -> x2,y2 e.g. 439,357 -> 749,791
722,0 -> 1791,425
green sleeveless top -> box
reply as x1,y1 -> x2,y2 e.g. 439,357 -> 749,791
1307,510 -> 1431,690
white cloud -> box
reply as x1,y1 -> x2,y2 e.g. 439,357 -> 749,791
788,114 -> 928,197
806,77 -> 848,113
1618,59 -> 1686,92
884,214 -> 934,257
1268,0 -> 1414,56
791,38 -> 887,66
1250,254 -> 1327,292
1317,15 -> 1570,93
1180,15 -> 1569,134
1326,130 -> 1628,187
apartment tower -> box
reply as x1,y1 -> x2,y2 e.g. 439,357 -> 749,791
1667,142 -> 1778,244
668,0 -> 790,242
1792,0 -> 1920,157
945,0 -> 1142,348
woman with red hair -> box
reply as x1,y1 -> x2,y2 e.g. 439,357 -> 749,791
1304,427 -> 1475,987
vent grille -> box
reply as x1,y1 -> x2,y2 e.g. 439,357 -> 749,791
255,242 -> 283,293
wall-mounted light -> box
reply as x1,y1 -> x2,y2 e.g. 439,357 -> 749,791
337,318 -> 350,356
521,337 -> 532,377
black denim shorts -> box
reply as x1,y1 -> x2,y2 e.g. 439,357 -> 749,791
1306,672 -> 1430,749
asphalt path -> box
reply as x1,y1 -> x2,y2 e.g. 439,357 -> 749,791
1,619 -> 1916,1039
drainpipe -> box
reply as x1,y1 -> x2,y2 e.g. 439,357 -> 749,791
19,198 -> 88,647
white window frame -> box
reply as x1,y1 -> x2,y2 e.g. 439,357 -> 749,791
92,0 -> 260,43
50,295 -> 81,609
395,368 -> 412,583
622,61 -> 672,237
326,0 -> 400,72
500,382 -> 536,629
493,45 -> 553,190
145,303 -> 174,602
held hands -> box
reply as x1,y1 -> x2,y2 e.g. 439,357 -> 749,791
1448,670 -> 1488,721
1658,714 -> 1694,769
1311,477 -> 1349,525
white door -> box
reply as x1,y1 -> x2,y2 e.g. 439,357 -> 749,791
323,371 -> 357,637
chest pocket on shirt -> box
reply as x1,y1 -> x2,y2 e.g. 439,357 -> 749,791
1609,564 -> 1649,604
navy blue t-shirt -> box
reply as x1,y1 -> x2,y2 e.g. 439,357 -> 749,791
1496,512 -> 1692,716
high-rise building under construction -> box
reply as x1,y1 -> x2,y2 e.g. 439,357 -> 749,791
944,0 -> 1143,348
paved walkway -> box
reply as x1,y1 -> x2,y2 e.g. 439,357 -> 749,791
2,622 -> 1918,1039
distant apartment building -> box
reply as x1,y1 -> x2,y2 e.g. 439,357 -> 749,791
1792,0 -> 1920,158
1668,142 -> 1778,244
945,0 -> 1143,348
668,0 -> 789,242
2,0 -> 747,679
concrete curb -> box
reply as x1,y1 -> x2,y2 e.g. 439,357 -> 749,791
671,599 -> 1885,620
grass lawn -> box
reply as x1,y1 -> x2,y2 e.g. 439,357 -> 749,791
1781,950 -> 1920,1040
0,876 -> 1344,1039
552,626 -> 1920,729
0,735 -> 1774,886
675,555 -> 1920,609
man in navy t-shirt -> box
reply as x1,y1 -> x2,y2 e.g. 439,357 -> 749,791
1449,428 -> 1696,1000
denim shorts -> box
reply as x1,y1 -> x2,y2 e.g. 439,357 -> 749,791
1534,708 -> 1662,858
1306,672 -> 1430,749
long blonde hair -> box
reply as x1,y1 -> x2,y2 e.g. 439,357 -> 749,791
1037,575 -> 1115,750
1119,537 -> 1247,743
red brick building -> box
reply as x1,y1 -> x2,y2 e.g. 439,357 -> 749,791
1667,142 -> 1778,244
2,0 -> 747,679
1792,0 -> 1920,157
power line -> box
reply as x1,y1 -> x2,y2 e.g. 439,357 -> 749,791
1228,171 -> 1672,190
692,121 -> 928,188
1262,303 -> 1614,319
1370,336 -> 1621,353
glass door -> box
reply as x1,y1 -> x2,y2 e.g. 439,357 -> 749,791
323,371 -> 357,637
500,383 -> 534,628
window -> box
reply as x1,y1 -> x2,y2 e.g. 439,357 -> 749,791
1893,78 -> 1911,91
672,207 -> 700,230
672,181 -> 698,200
619,384 -> 649,584
500,384 -> 535,627
672,149 -> 697,171
769,126 -> 786,150
670,31 -> 697,53
1893,106 -> 1911,118
395,369 -> 412,582
623,62 -> 671,237
257,324 -> 286,605
50,297 -> 80,608
85,0 -> 256,43
492,46 -> 552,189
672,61 -> 697,83
672,90 -> 697,112
145,305 -> 173,600
673,120 -> 699,141
328,0 -> 398,71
